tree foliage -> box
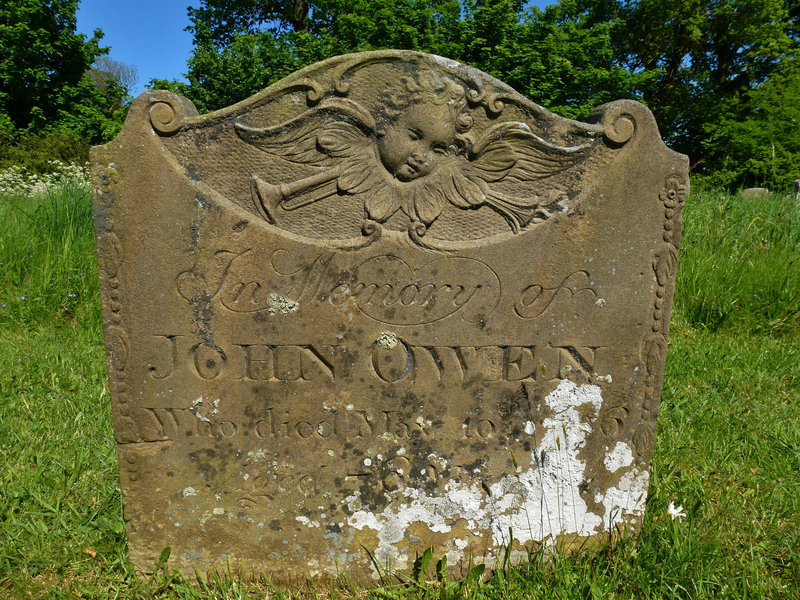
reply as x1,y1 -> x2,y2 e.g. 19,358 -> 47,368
161,0 -> 798,189
0,0 -> 130,157
607,0 -> 798,168
461,1 -> 656,120
703,65 -> 800,188
152,0 -> 466,113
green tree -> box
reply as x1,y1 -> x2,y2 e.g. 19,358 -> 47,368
463,0 -> 655,120
511,0 -> 799,181
613,0 -> 798,164
155,0 -> 466,113
0,0 -> 127,144
702,64 -> 800,189
151,27 -> 298,114
185,0 -> 464,52
160,0 -> 799,188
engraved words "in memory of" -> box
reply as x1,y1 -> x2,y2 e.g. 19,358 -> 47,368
177,247 -> 596,326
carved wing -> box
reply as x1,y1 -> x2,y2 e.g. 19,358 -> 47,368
443,122 -> 594,232
234,98 -> 376,166
469,121 -> 592,182
235,98 -> 387,218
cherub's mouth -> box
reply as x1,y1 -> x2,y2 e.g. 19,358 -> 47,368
395,163 -> 422,182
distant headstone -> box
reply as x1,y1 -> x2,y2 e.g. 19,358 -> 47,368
92,51 -> 688,581
794,179 -> 800,202
741,187 -> 769,199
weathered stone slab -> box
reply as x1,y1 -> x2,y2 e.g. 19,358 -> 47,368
92,50 -> 688,581
741,187 -> 769,199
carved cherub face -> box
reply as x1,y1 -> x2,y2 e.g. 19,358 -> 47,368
374,71 -> 470,182
237,64 -> 592,235
376,101 -> 456,181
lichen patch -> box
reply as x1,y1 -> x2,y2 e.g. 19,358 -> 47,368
601,468 -> 649,529
267,292 -> 299,315
604,441 -> 634,473
376,331 -> 398,349
346,381 -> 610,571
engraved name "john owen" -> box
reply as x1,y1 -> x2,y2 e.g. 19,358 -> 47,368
148,334 -> 608,384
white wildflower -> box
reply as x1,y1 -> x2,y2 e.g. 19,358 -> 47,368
667,501 -> 686,521
0,162 -> 89,196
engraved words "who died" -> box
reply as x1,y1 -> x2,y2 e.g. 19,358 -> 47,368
127,400 -> 517,446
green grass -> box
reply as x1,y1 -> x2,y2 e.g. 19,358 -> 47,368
0,181 -> 100,329
675,185 -> 800,333
0,185 -> 798,598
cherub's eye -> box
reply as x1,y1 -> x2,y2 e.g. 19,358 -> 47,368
408,129 -> 422,141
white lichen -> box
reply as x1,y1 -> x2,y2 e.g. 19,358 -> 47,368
601,468 -> 649,529
190,396 -> 219,422
346,381 -> 611,571
376,331 -> 398,349
296,515 -> 321,528
592,373 -> 613,384
604,441 -> 634,473
267,292 -> 299,315
247,448 -> 269,464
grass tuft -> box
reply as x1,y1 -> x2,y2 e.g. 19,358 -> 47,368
0,178 -> 100,331
674,187 -> 800,333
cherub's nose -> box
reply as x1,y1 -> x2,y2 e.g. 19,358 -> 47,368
409,148 -> 430,163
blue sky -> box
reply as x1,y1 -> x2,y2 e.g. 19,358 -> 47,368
77,0 -> 195,96
77,1 -> 552,97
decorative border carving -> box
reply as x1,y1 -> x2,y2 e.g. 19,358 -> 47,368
652,174 -> 688,335
636,174 -> 688,456
148,93 -> 199,135
95,167 -> 129,402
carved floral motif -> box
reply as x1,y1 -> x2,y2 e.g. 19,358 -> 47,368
636,173 -> 688,457
95,168 -> 129,399
651,174 -> 688,334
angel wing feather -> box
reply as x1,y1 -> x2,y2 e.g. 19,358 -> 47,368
468,121 -> 593,182
442,121 -> 594,231
234,98 -> 376,165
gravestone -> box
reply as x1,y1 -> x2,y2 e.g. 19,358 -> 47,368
92,51 -> 688,581
741,187 -> 769,199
